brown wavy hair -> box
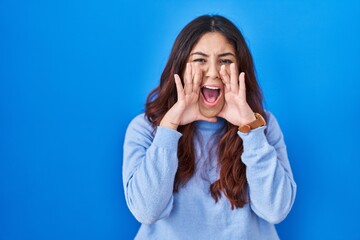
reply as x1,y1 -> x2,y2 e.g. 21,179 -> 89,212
145,15 -> 266,209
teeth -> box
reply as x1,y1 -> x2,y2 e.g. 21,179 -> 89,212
203,86 -> 220,90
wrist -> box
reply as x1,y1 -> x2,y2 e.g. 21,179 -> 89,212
239,114 -> 257,126
232,114 -> 256,127
238,113 -> 266,133
160,119 -> 179,130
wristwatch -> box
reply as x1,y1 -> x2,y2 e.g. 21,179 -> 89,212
238,113 -> 266,133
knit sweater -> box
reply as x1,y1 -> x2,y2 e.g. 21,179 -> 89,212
122,111 -> 296,240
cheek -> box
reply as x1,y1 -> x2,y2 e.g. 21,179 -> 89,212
220,64 -> 231,72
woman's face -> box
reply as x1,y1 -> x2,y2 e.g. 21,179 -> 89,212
188,32 -> 237,118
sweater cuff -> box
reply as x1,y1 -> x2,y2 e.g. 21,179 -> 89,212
237,126 -> 267,150
152,126 -> 182,149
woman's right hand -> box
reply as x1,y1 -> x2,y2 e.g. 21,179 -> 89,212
160,63 -> 217,130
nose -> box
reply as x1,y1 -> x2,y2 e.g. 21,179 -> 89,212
204,61 -> 220,79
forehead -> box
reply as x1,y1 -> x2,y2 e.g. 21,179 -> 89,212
191,32 -> 235,54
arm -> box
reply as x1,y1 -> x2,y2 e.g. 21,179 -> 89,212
122,115 -> 182,224
218,64 -> 296,223
123,63 -> 213,224
239,112 -> 296,224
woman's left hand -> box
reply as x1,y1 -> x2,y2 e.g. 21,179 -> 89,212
217,63 -> 256,127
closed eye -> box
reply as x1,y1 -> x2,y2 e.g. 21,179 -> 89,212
220,59 -> 233,65
193,58 -> 206,63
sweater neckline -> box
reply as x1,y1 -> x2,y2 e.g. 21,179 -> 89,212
195,117 -> 226,131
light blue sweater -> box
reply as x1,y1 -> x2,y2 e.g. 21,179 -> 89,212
123,111 -> 296,239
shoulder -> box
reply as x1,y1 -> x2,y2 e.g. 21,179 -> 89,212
127,113 -> 153,129
264,110 -> 286,146
125,113 -> 156,143
264,110 -> 279,128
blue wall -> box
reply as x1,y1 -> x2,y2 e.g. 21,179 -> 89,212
1,1 -> 359,239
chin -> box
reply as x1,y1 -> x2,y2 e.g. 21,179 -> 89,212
199,100 -> 225,118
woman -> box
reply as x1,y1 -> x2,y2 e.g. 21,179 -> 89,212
123,15 -> 296,239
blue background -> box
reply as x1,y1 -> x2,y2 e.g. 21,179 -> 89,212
1,0 -> 360,239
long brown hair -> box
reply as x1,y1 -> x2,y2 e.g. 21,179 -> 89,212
145,15 -> 265,209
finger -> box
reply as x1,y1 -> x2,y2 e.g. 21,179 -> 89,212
174,74 -> 185,101
193,63 -> 202,94
238,72 -> 246,99
220,65 -> 231,92
230,63 -> 239,93
184,63 -> 192,95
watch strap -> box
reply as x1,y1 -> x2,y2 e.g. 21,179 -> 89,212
238,113 -> 266,133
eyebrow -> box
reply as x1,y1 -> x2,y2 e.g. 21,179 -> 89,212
218,52 -> 235,57
190,51 -> 235,57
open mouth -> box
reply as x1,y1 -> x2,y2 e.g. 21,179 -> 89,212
201,85 -> 221,104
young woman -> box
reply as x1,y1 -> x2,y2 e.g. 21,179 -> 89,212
123,15 -> 296,239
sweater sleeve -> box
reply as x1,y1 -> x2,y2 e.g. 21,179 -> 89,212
122,114 -> 182,224
238,111 -> 296,224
